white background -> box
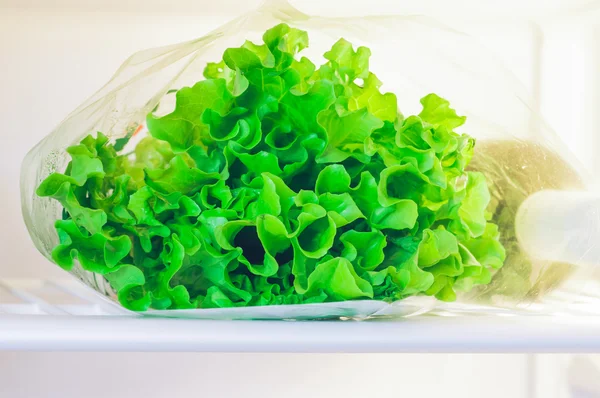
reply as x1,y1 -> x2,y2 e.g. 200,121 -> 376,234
1,1 -> 599,397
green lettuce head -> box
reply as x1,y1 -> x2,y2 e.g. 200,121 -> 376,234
36,23 -> 505,311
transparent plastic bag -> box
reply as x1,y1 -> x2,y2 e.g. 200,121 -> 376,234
20,0 -> 596,319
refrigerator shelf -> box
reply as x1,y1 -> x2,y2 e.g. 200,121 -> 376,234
1,278 -> 600,352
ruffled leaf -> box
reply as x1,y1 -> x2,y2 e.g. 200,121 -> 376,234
340,230 -> 387,271
147,79 -> 233,152
145,155 -> 220,195
303,257 -> 373,300
52,220 -> 131,273
419,93 -> 467,130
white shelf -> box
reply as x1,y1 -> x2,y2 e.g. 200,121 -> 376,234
3,313 -> 600,352
1,278 -> 600,352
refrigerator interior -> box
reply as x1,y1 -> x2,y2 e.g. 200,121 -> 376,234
1,0 -> 600,397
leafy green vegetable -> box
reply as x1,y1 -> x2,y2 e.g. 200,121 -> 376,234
37,23 -> 505,311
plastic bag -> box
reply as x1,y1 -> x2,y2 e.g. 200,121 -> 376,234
20,0 -> 596,319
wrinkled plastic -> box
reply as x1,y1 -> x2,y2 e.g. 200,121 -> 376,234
20,0 -> 597,319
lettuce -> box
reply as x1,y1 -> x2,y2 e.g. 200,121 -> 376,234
36,23 -> 505,311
